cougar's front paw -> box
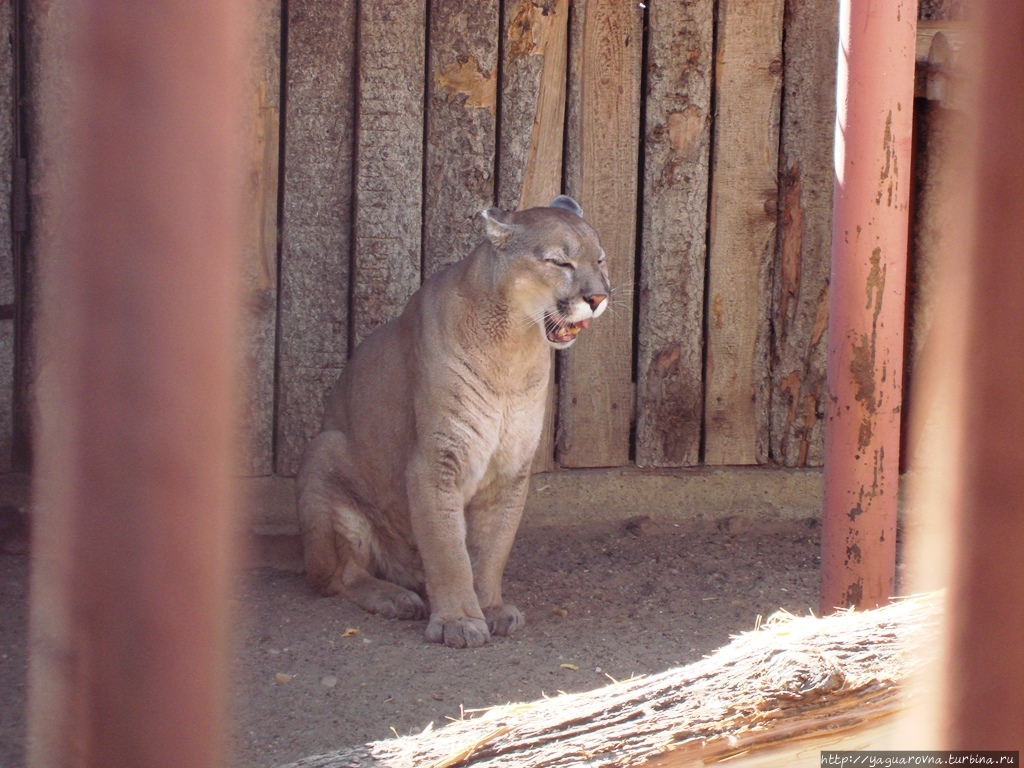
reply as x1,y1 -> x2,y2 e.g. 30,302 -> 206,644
483,604 -> 524,637
424,615 -> 491,648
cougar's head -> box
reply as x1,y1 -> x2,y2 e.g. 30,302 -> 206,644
480,196 -> 611,350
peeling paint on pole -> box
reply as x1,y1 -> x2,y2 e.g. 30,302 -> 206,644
820,0 -> 916,613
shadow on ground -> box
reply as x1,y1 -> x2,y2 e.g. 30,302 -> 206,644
0,515 -> 822,768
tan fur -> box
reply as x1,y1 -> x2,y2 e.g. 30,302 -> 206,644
296,197 -> 610,647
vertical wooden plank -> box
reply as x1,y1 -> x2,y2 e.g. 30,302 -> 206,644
498,0 -> 569,474
768,0 -> 839,468
0,325 -> 12,473
351,3 -> 426,346
423,0 -> 499,277
276,0 -> 357,476
905,101 -> 965,470
905,0 -> 967,471
558,0 -> 642,468
634,0 -> 713,468
10,0 -> 29,473
22,7 -> 78,761
919,0 -> 963,19
563,0 -> 583,197
22,2 -> 80,488
498,0 -> 569,211
703,0 -> 784,466
0,0 -> 14,472
237,0 -> 280,476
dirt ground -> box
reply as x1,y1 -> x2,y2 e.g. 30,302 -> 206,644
0,513 -> 823,768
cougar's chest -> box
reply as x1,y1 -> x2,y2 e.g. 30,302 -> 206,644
496,385 -> 547,465
455,369 -> 548,502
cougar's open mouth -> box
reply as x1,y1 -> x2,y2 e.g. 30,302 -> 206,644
543,311 -> 591,344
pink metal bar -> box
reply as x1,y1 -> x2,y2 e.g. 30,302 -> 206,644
26,3 -> 247,766
820,1 -> 916,613
939,0 -> 1024,748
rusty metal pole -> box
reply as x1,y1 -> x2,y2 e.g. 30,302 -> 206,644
25,2 -> 247,767
939,0 -> 1024,748
820,1 -> 916,613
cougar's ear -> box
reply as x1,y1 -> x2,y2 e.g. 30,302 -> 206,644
550,195 -> 583,217
479,207 -> 516,248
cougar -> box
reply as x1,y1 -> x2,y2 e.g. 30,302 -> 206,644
296,195 -> 610,648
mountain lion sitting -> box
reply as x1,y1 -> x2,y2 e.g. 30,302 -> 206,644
297,196 -> 610,648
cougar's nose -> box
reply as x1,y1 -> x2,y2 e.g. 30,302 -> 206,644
584,293 -> 607,311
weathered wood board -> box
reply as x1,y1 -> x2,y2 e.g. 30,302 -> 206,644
237,0 -> 281,476
22,0 -> 82,486
22,5 -> 94,764
768,0 -> 838,469
0,324 -> 11,472
906,102 -> 963,448
634,0 -> 713,468
703,0 -> 784,466
276,0 -> 357,477
919,0 -> 966,20
558,0 -> 643,468
498,0 -> 569,212
0,0 -> 14,472
498,0 -> 570,474
350,3 -> 426,347
423,0 -> 499,277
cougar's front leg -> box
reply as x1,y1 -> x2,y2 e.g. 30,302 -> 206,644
466,471 -> 529,637
407,448 -> 490,649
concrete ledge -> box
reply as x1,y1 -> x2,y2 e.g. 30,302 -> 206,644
242,466 -> 824,571
3,466 -> 823,525
243,474 -> 299,530
243,466 -> 824,531
0,468 -> 824,570
522,466 -> 824,525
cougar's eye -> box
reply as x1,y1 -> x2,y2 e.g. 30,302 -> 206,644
543,250 -> 574,270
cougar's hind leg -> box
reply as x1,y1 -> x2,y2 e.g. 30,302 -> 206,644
296,431 -> 425,620
341,562 -> 426,620
296,431 -> 348,594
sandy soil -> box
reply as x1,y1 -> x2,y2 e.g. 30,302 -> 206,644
0,514 -> 823,768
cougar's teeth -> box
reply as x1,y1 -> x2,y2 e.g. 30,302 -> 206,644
544,312 -> 587,343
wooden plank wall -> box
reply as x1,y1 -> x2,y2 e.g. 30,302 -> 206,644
558,0 -> 643,468
703,0 -> 785,466
350,4 -> 426,348
237,0 -> 281,476
635,0 -> 714,468
23,0 -> 80,491
770,1 -> 839,468
0,1 -> 14,472
276,0 -> 357,476
14,0 -> 849,481
424,0 -> 499,276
